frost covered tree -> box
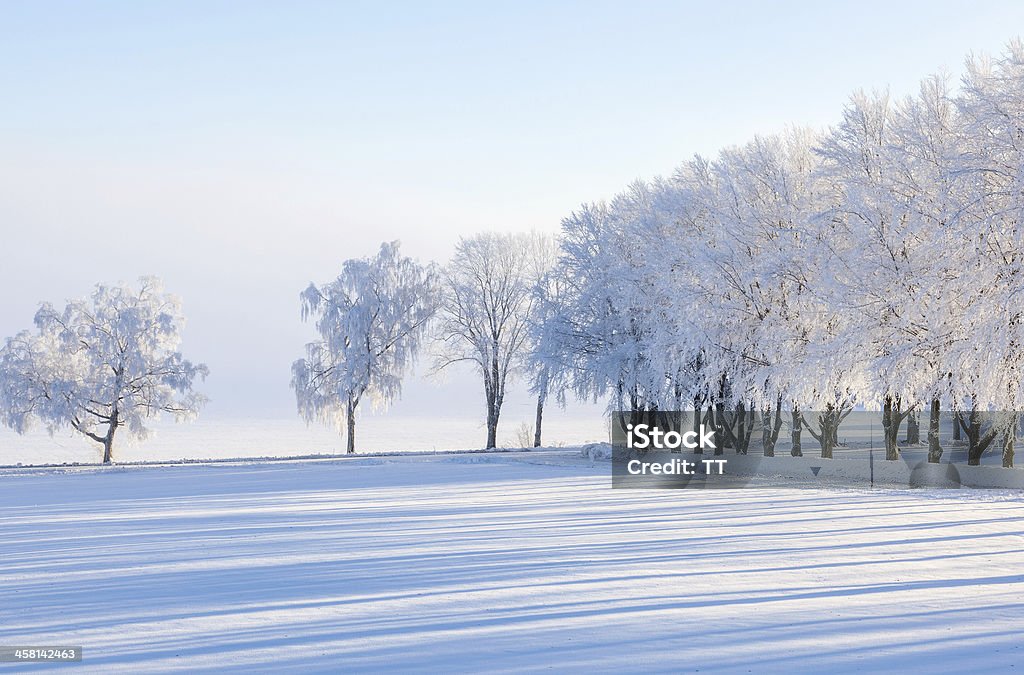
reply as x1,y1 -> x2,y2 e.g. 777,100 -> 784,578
435,232 -> 537,449
534,202 -> 628,409
681,129 -> 832,455
0,277 -> 208,464
957,42 -> 1024,465
535,39 -> 1024,468
292,241 -> 437,454
818,82 -> 974,462
537,189 -> 675,417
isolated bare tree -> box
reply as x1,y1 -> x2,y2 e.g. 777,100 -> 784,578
436,233 -> 535,449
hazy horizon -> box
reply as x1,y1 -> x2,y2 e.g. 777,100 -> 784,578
4,1 -> 1024,421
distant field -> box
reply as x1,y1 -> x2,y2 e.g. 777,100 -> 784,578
0,415 -> 608,466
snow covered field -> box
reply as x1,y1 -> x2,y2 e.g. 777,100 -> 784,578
0,415 -> 608,466
1,450 -> 1022,673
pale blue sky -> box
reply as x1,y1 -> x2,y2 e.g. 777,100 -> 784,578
1,1 -> 1022,418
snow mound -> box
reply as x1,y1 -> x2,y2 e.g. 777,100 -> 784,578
581,442 -> 612,461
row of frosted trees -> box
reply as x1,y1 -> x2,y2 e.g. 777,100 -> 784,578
531,42 -> 1024,468
7,43 -> 1024,465
293,234 -> 558,454
0,235 -> 556,462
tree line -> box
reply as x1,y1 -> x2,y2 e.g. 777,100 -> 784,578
0,233 -> 556,462
534,41 -> 1024,468
4,42 -> 1024,466
291,233 -> 556,455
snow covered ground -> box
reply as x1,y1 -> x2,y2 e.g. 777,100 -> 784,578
0,415 -> 608,466
1,450 -> 1022,673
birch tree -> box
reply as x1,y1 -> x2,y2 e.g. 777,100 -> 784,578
0,277 -> 208,464
292,241 -> 438,454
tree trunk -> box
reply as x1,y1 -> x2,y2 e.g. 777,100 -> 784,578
714,401 -> 727,454
712,404 -> 725,456
533,369 -> 548,447
958,407 -> 998,466
762,396 -> 783,457
718,401 -> 751,455
762,411 -> 775,457
346,395 -> 356,454
734,402 -> 748,455
904,412 -> 920,444
102,408 -> 119,464
882,397 -> 900,461
693,399 -> 707,455
713,375 -> 729,454
927,398 -> 942,463
805,404 -> 842,459
808,408 -> 831,458
102,430 -> 115,464
485,385 -> 500,449
791,406 -> 802,457
1003,425 -> 1015,468
818,409 -> 835,459
533,392 -> 545,448
952,407 -> 961,441
485,345 -> 501,449
486,402 -> 498,449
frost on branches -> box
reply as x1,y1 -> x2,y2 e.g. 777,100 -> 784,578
292,241 -> 437,454
533,41 -> 1024,467
0,277 -> 208,463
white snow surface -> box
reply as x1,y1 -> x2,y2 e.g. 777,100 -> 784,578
1,449 -> 1022,673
